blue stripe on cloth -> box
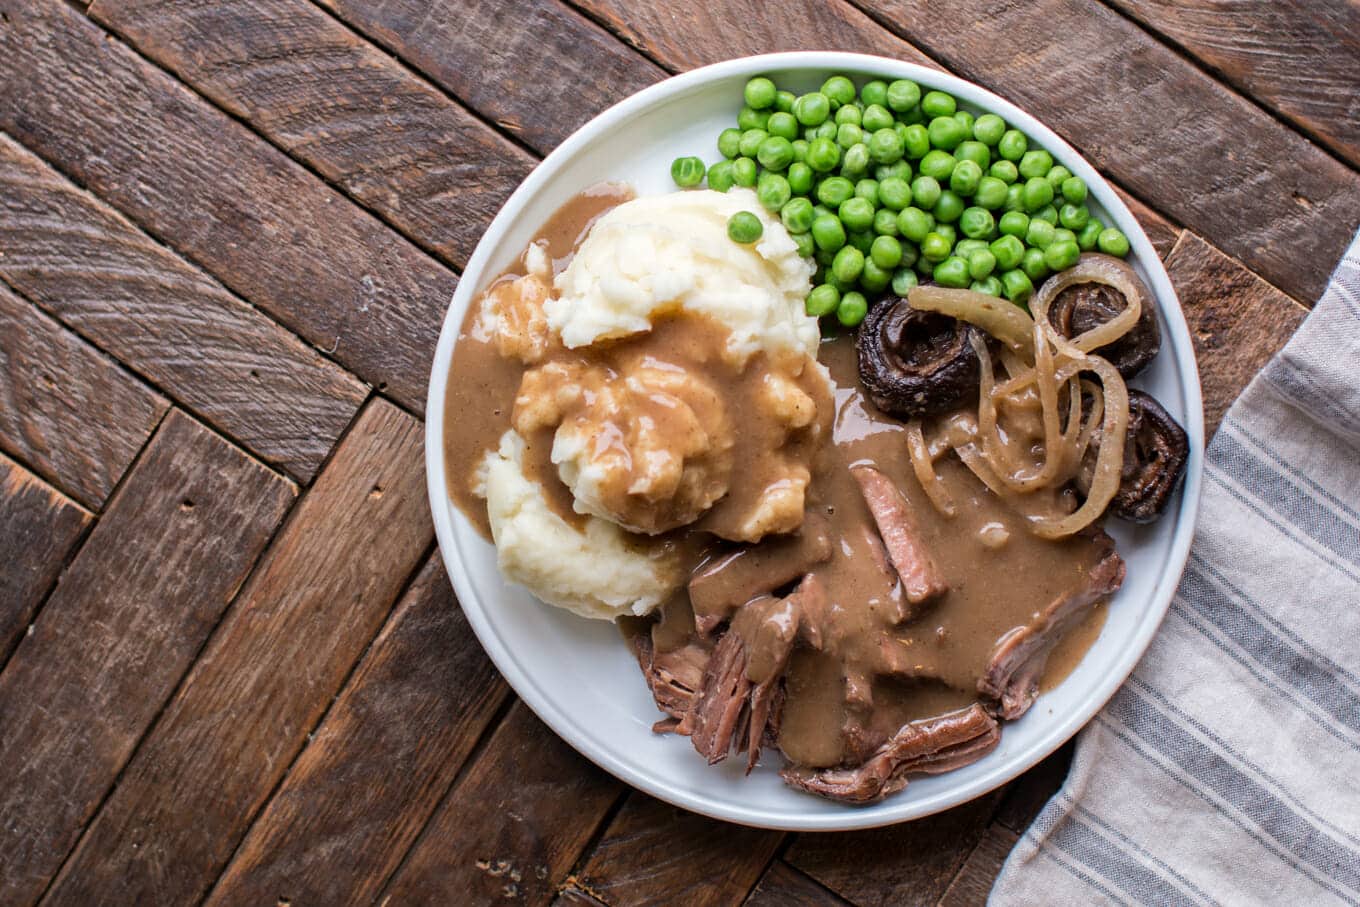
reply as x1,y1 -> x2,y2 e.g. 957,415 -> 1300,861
1066,797 -> 1220,905
1178,561 -> 1360,741
1023,824 -> 1133,907
1228,421 -> 1360,529
1105,686 -> 1360,901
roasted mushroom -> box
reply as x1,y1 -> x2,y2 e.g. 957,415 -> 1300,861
1078,389 -> 1189,523
857,296 -> 982,418
1043,253 -> 1161,378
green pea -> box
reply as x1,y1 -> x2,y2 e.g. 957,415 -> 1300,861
1022,177 -> 1055,212
793,92 -> 831,126
727,211 -> 763,244
841,143 -> 871,176
670,156 -> 705,187
1000,268 -> 1034,304
824,269 -> 849,291
873,207 -> 900,236
835,104 -> 862,127
998,210 -> 1029,238
732,157 -> 757,187
738,129 -> 767,158
1054,227 -> 1077,246
812,204 -> 833,221
831,245 -> 865,284
1098,227 -> 1131,257
837,123 -> 864,149
949,159 -> 983,197
840,197 -> 876,233
886,79 -> 921,112
1044,240 -> 1080,271
970,275 -> 1004,297
911,176 -> 942,210
861,258 -> 892,293
1032,204 -> 1059,224
891,266 -> 919,295
927,116 -> 967,151
934,256 -> 971,288
899,239 -> 919,268
744,77 -> 777,109
781,197 -> 815,233
707,160 -> 735,193
876,160 -> 912,182
954,110 -> 975,133
854,179 -> 880,206
816,176 -> 855,207
775,90 -> 796,113
767,111 -> 800,141
792,231 -> 815,258
806,137 -> 841,173
878,177 -> 912,211
990,234 -> 1025,270
1045,165 -> 1073,188
859,80 -> 889,108
956,141 -> 990,169
919,150 -> 956,180
738,106 -> 770,131
822,76 -> 857,106
933,190 -> 965,224
1077,220 -> 1103,251
1019,149 -> 1054,179
811,214 -> 847,251
812,121 -> 838,141
862,104 -> 893,133
998,129 -> 1028,161
897,206 -> 935,243
849,229 -> 875,253
921,90 -> 957,118
1003,183 -> 1025,212
757,173 -> 792,211
1021,246 -> 1050,281
967,248 -> 998,280
973,176 -> 1010,210
837,291 -> 869,327
959,206 -> 995,239
1026,218 -> 1057,249
757,136 -> 794,170
921,231 -> 953,262
1061,176 -> 1088,205
934,222 -> 957,247
870,234 -> 903,269
806,283 -> 840,317
1059,203 -> 1089,230
868,127 -> 905,164
788,161 -> 814,195
973,113 -> 1006,146
902,124 -> 931,159
989,160 -> 1019,184
718,128 -> 742,159
954,238 -> 988,259
791,140 -> 809,164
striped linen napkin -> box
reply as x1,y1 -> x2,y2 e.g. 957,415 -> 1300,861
990,232 -> 1360,906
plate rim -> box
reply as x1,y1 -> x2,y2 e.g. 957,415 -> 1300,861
424,51 -> 1205,831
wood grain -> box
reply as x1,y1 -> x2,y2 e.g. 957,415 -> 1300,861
206,556 -> 509,906
0,134 -> 365,483
574,793 -> 783,907
88,0 -> 535,270
0,0 -> 455,411
746,861 -> 852,907
786,791 -> 1000,907
379,700 -> 621,906
0,281 -> 166,508
0,410 -> 294,907
1165,231 -> 1309,435
43,399 -> 430,907
551,887 -> 611,907
992,743 -> 1074,836
1107,0 -> 1360,167
319,0 -> 665,154
851,0 -> 1360,303
0,452 -> 91,661
936,823 -> 1021,907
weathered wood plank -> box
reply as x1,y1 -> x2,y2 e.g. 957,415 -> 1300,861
379,700 -> 620,906
88,0 -> 535,270
1165,231 -> 1309,435
0,452 -> 91,661
574,793 -> 783,907
0,133 -> 365,483
992,744 -> 1073,836
551,886 -> 611,907
205,556 -> 509,906
319,0 -> 665,155
786,791 -> 1000,907
0,0 -> 454,411
851,0 -> 1360,303
0,410 -> 294,907
43,399 -> 430,907
1112,186 -> 1179,261
0,281 -> 166,508
1107,0 -> 1360,167
746,861 -> 852,907
936,823 -> 1020,907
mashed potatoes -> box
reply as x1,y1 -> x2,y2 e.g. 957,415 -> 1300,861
481,431 -> 683,621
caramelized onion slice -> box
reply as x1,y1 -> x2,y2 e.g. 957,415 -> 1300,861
1030,253 -> 1147,358
906,420 -> 956,517
908,286 -> 1036,353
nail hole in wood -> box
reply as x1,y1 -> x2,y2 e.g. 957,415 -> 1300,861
180,499 -> 195,511
369,485 -> 383,499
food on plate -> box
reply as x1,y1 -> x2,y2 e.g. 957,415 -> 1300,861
444,74 -> 1189,805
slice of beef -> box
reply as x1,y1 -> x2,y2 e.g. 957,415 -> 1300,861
978,535 -> 1126,719
794,573 -> 829,650
629,632 -> 711,731
851,466 -> 949,611
782,704 -> 1000,803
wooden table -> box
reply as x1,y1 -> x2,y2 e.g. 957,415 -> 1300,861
1,1 -> 1355,904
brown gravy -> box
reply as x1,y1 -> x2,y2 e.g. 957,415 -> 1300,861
443,186 -> 1113,772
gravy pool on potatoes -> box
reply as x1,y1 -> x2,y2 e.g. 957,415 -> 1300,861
444,185 -> 1110,775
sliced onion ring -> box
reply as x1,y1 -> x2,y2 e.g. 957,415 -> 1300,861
908,286 -> 1036,353
1030,253 -> 1147,358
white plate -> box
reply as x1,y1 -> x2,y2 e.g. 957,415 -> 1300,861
425,52 -> 1204,831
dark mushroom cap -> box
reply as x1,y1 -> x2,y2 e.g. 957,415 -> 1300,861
856,296 -> 982,418
1080,389 -> 1189,523
1047,254 -> 1161,378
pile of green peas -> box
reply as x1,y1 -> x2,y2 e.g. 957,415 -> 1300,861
670,74 -> 1131,327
